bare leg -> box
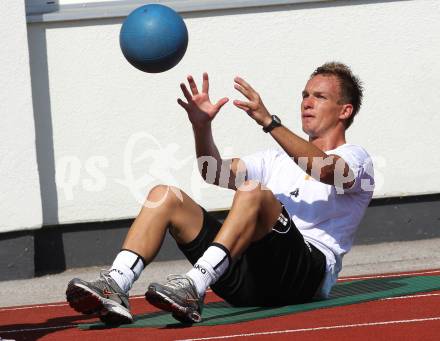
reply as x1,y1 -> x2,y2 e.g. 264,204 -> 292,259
122,184 -> 204,265
66,184 -> 206,325
214,180 -> 282,259
144,180 -> 282,323
123,180 -> 280,263
143,180 -> 282,323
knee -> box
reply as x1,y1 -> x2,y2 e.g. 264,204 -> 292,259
234,180 -> 264,205
145,184 -> 183,208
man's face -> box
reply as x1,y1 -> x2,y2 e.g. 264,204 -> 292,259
301,74 -> 346,138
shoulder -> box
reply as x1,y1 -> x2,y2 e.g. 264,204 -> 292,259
331,144 -> 375,193
331,144 -> 372,166
333,143 -> 370,157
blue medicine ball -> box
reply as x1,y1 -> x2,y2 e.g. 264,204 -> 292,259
119,4 -> 188,73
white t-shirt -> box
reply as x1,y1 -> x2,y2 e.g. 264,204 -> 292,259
241,144 -> 375,297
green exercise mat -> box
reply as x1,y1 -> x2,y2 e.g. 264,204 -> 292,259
79,275 -> 440,329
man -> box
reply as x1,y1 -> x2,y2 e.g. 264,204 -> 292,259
66,62 -> 374,325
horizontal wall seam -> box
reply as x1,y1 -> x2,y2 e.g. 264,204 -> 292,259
26,0 -> 331,23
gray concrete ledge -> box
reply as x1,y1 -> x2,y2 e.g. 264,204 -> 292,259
26,0 -> 332,23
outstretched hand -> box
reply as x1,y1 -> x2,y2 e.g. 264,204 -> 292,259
178,72 -> 229,129
233,77 -> 272,128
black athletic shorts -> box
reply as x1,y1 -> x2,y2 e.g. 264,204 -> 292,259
176,205 -> 326,307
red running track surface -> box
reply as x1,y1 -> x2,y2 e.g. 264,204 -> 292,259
1,269 -> 439,341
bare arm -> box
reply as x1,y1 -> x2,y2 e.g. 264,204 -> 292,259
269,126 -> 354,188
233,77 -> 354,188
192,124 -> 246,190
178,73 -> 246,190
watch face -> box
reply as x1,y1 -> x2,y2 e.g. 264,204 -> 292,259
263,115 -> 282,132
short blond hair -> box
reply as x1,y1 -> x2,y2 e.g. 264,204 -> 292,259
311,62 -> 363,129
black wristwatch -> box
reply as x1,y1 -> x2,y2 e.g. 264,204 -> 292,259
263,115 -> 282,133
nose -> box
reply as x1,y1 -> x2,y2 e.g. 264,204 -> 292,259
302,96 -> 314,109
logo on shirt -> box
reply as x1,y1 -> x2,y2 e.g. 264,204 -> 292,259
290,188 -> 300,198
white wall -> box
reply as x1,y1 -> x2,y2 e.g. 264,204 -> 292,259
2,0 -> 440,231
0,2 -> 42,232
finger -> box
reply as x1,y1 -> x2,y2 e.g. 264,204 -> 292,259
234,103 -> 250,112
177,98 -> 189,111
180,83 -> 192,102
202,72 -> 209,94
187,75 -> 199,95
234,102 -> 253,116
235,77 -> 260,101
233,101 -> 254,115
233,99 -> 257,110
214,97 -> 229,111
234,83 -> 252,100
234,76 -> 256,93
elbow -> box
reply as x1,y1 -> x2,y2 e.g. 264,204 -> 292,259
316,164 -> 336,185
320,170 -> 334,185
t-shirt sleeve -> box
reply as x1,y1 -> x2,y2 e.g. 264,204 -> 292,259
240,149 -> 280,186
330,145 -> 375,194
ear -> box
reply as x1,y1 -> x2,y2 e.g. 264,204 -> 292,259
339,104 -> 353,122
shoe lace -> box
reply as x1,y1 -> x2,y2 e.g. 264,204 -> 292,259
98,270 -> 129,301
164,275 -> 200,302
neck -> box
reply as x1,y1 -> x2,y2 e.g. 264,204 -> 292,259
309,128 -> 347,151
